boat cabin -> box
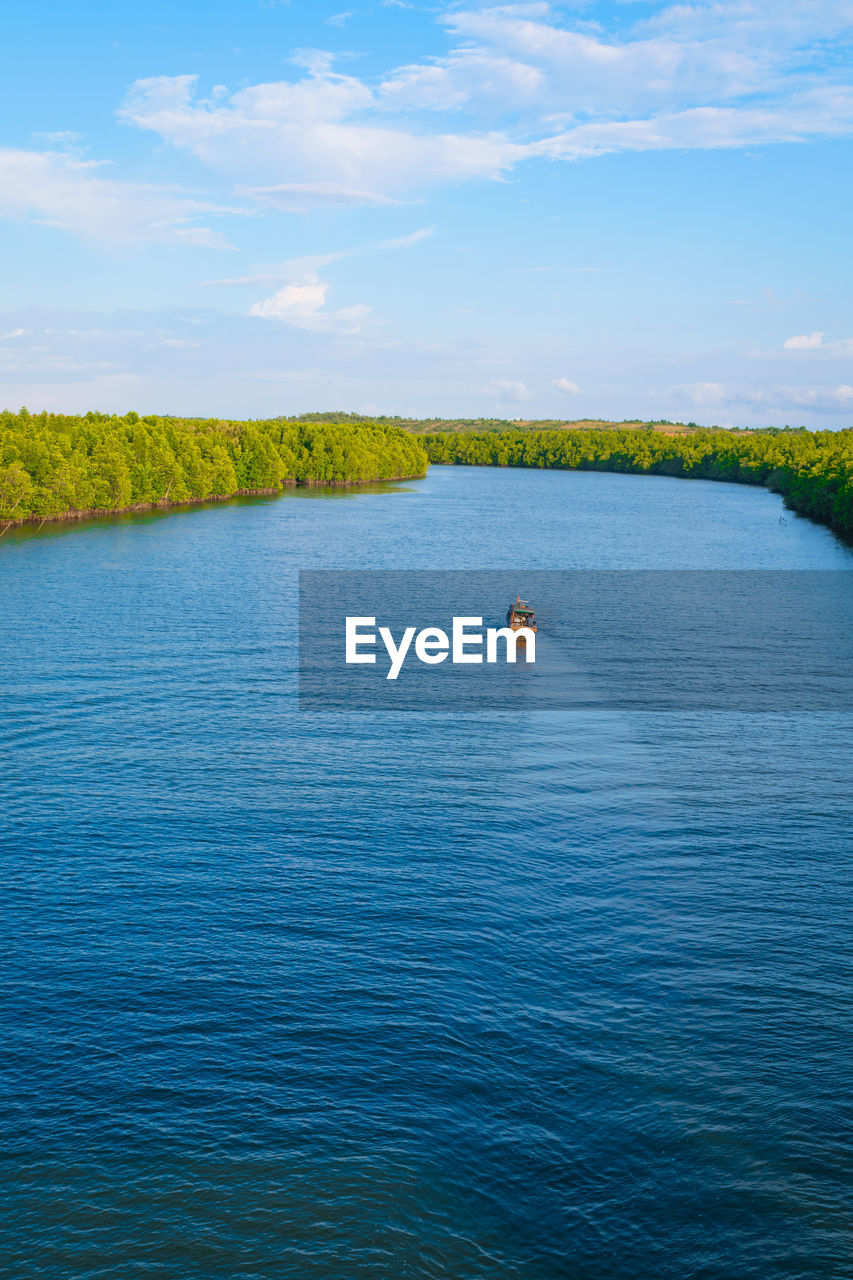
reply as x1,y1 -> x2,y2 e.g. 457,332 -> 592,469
506,595 -> 537,632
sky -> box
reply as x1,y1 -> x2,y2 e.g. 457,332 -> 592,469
1,0 -> 852,426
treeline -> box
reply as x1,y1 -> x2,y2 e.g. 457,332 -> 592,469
0,409 -> 428,523
294,411 -> 703,434
4,408 -> 853,541
293,411 -> 527,432
422,427 -> 853,540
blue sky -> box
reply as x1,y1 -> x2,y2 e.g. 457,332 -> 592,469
2,0 -> 852,425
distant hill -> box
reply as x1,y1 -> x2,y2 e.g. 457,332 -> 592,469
289,412 -> 711,435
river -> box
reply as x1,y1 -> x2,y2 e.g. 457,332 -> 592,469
1,465 -> 851,1279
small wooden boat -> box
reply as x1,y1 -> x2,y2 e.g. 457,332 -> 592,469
506,595 -> 537,632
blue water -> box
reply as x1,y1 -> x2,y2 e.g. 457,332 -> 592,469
1,466 -> 851,1279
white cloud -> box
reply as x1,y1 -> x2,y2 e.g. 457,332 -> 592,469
380,51 -> 547,113
1,329 -> 27,340
32,130 -> 83,147
783,331 -> 824,349
146,337 -> 202,349
118,73 -> 532,203
4,1 -> 852,272
380,226 -> 435,250
236,182 -> 401,211
684,381 -> 729,407
445,2 -> 853,117
208,226 -> 434,331
535,89 -> 853,161
117,0 -> 853,210
173,226 -> 236,250
441,6 -> 772,115
486,377 -> 530,402
678,380 -> 853,415
249,279 -> 371,331
552,376 -> 580,394
250,280 -> 328,321
0,0 -> 845,262
0,147 -> 238,246
378,0 -> 853,160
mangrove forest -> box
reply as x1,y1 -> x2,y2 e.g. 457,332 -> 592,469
0,410 -> 428,526
2,408 -> 853,541
422,425 -> 853,541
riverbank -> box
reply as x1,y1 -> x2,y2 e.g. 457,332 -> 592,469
3,409 -> 853,543
1,475 -> 426,532
0,410 -> 428,527
420,426 -> 853,543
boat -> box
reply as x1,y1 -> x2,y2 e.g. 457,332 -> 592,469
506,595 -> 537,632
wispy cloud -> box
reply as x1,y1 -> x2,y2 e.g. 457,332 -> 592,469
31,130 -> 83,148
0,147 -> 240,246
4,2 -> 852,248
535,89 -> 853,161
486,378 -> 530,402
120,73 -> 526,204
552,377 -> 580,394
207,226 -> 434,328
235,182 -> 401,211
118,0 -> 853,209
379,226 -> 435,250
677,380 -> 853,415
